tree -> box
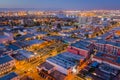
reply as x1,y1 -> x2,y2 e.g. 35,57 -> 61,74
85,34 -> 89,38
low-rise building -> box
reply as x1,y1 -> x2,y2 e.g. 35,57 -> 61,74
0,55 -> 15,75
15,49 -> 35,62
62,37 -> 79,44
37,62 -> 66,80
40,51 -> 84,75
0,72 -> 20,80
92,52 -> 120,69
37,51 -> 85,80
67,40 -> 91,58
94,40 -> 120,55
0,32 -> 13,43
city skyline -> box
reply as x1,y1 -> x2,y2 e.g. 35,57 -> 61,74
0,1 -> 120,80
0,0 -> 120,10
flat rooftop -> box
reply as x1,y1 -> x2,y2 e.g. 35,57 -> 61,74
34,31 -> 47,35
25,39 -> 45,46
16,34 -> 35,40
18,50 -> 34,59
43,36 -> 63,41
95,52 -> 120,64
38,62 -> 54,70
99,64 -> 119,76
63,37 -> 78,43
0,35 -> 8,39
61,52 -> 85,61
0,55 -> 14,65
47,52 -> 84,69
71,40 -> 90,50
0,44 -> 5,48
0,72 -> 18,80
50,70 -> 66,80
96,39 -> 120,47
13,41 -> 28,48
62,26 -> 74,30
7,44 -> 20,51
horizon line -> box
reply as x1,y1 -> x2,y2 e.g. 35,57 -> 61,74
0,8 -> 119,11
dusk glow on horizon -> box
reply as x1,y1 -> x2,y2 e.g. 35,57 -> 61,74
0,1 -> 120,80
0,0 -> 120,10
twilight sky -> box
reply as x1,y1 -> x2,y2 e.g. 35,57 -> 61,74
0,0 -> 120,10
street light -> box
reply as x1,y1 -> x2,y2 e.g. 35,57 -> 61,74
34,52 -> 37,55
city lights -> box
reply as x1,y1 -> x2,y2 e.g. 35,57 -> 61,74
0,0 -> 120,80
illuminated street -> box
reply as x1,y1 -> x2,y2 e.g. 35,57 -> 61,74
0,1 -> 120,80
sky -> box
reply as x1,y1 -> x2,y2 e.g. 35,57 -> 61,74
0,0 -> 120,10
